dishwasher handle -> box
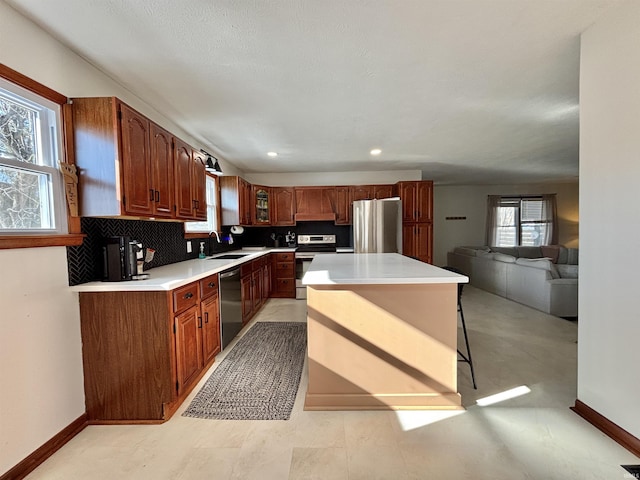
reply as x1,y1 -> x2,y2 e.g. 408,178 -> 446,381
220,269 -> 240,279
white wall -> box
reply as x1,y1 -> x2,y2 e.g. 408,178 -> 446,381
0,248 -> 85,474
433,182 -> 579,266
245,170 -> 421,186
0,3 -> 236,474
578,1 -> 640,439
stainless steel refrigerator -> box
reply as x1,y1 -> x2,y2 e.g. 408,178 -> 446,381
353,197 -> 403,253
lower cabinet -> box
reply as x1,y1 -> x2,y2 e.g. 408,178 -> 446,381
241,256 -> 270,324
271,252 -> 296,298
402,223 -> 433,263
78,274 -> 221,424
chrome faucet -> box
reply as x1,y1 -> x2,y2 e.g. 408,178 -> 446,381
208,231 -> 221,256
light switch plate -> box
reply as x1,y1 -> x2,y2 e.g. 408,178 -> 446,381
186,241 -> 192,253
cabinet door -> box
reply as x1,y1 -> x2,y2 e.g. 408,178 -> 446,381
272,187 -> 296,226
174,138 -> 194,219
351,185 -> 374,202
149,123 -> 174,217
374,184 -> 395,199
262,263 -> 271,299
399,182 -> 417,222
241,274 -> 253,324
416,181 -> 433,223
402,224 -> 416,259
252,186 -> 271,225
415,223 -> 433,263
201,294 -> 221,365
174,306 -> 203,393
120,104 -> 153,216
334,186 -> 351,225
241,178 -> 252,225
192,150 -> 207,221
252,269 -> 262,311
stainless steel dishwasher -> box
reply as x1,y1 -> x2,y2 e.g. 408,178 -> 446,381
219,267 -> 242,350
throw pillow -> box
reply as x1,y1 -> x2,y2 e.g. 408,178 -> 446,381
515,257 -> 560,279
517,246 -> 543,258
541,245 -> 560,264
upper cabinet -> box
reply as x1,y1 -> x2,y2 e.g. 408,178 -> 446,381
71,97 -> 205,221
251,185 -> 271,225
220,176 -> 252,226
174,139 -> 206,221
398,181 -> 433,223
272,187 -> 296,226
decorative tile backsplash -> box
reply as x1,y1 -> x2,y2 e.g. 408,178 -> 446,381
66,218 -> 233,285
66,218 -> 353,285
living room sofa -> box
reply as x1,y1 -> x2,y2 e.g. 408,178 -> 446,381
446,245 -> 578,317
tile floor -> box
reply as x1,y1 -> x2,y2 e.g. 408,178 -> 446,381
26,287 -> 638,479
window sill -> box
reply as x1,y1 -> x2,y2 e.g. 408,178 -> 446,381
184,232 -> 209,240
0,234 -> 85,250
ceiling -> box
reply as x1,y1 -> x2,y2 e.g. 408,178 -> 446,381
5,0 -> 623,185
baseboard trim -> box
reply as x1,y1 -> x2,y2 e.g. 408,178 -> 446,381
572,399 -> 640,457
1,413 -> 88,480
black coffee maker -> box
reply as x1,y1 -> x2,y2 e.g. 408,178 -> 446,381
102,236 -> 139,281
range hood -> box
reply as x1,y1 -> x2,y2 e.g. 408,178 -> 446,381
294,212 -> 337,221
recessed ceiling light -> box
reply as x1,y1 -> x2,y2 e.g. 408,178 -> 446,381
370,148 -> 382,156
267,151 -> 278,157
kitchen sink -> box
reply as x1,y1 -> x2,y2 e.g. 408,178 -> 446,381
210,253 -> 250,260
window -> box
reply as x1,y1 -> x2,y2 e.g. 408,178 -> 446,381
184,175 -> 220,235
486,195 -> 557,247
0,76 -> 67,235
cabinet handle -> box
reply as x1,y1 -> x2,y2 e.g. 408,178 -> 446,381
205,312 -> 209,324
208,282 -> 216,288
198,316 -> 202,328
150,189 -> 155,201
184,292 -> 193,299
192,199 -> 196,209
155,190 -> 160,202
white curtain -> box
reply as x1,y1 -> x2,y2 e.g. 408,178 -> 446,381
540,194 -> 558,245
485,195 -> 501,246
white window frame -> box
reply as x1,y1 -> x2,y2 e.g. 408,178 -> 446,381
184,174 -> 220,235
0,77 -> 67,235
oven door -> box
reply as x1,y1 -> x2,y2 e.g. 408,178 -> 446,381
295,253 -> 315,300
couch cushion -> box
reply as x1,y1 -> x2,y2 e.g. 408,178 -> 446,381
557,246 -> 568,264
492,253 -> 516,263
541,245 -> 560,263
517,246 -> 543,258
567,248 -> 579,265
515,257 -> 560,279
453,247 -> 479,257
556,264 -> 579,278
491,246 -> 518,257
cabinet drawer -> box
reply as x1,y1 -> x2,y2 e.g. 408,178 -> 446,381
240,263 -> 253,277
274,252 -> 293,262
173,282 -> 198,313
199,274 -> 219,299
274,277 -> 295,294
274,262 -> 294,275
252,258 -> 263,272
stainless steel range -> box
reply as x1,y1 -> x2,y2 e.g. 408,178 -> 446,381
295,234 -> 337,299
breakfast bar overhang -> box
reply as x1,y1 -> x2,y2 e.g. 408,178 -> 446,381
302,253 -> 468,411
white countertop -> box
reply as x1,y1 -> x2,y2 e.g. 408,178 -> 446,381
71,248 -> 296,292
302,253 -> 469,285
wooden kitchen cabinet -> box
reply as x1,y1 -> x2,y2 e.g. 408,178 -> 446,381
174,139 -> 206,221
272,187 -> 296,226
334,186 -> 351,224
251,185 -> 271,225
403,222 -> 433,264
72,97 -> 203,220
220,176 -> 252,226
373,184 -> 395,199
398,181 -> 433,223
271,252 -> 295,298
78,278 -> 221,423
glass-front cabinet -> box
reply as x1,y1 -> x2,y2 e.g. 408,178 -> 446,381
252,185 -> 271,225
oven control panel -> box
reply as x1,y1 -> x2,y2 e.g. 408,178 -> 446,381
297,234 -> 336,245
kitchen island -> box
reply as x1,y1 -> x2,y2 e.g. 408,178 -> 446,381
302,253 -> 468,411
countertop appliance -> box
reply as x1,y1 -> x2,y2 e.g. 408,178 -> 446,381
219,267 -> 242,349
295,234 -> 337,299
353,198 -> 402,254
102,236 -> 141,282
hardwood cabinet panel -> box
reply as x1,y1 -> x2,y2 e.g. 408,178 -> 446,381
273,252 -> 294,262
252,269 -> 262,311
373,184 -> 395,199
416,181 -> 433,223
172,282 -> 198,313
351,185 -> 373,202
199,274 -> 219,300
120,104 -> 153,216
201,294 -> 221,365
272,187 -> 296,226
173,138 -> 194,219
403,223 -> 433,264
399,182 -> 418,222
79,291 -> 174,421
220,176 -> 252,226
334,186 -> 351,225
192,150 -> 207,221
149,123 -> 174,217
174,306 -> 203,394
270,252 -> 295,298
241,273 -> 253,324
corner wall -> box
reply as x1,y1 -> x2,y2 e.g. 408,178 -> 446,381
578,1 -> 640,439
433,182 -> 579,266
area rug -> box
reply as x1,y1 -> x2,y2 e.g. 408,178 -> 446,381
182,322 -> 307,420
